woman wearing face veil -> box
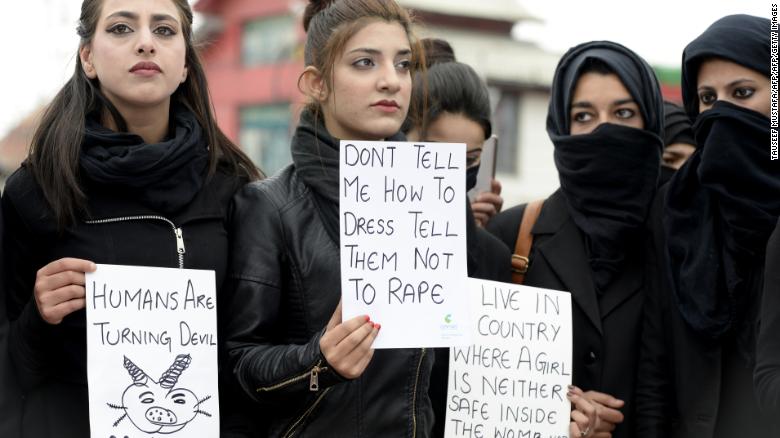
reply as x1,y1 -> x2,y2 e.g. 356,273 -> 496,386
659,101 -> 696,185
487,41 -> 663,438
636,14 -> 779,437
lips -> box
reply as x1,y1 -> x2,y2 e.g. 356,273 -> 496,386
372,100 -> 400,109
130,62 -> 162,74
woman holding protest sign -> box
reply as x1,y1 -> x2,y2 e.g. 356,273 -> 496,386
1,0 -> 261,436
636,14 -> 779,437
487,40 -> 665,438
221,1 -> 471,436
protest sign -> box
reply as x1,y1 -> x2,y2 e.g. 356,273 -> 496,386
86,264 -> 219,438
340,140 -> 469,348
445,278 -> 572,438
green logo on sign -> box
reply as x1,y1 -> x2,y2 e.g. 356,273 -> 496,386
444,314 -> 453,324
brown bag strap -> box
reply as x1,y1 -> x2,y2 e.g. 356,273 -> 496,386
511,200 -> 544,284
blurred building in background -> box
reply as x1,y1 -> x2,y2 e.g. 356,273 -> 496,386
0,0 -> 681,199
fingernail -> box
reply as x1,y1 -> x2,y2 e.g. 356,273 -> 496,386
568,385 -> 575,390
365,315 -> 371,322
566,390 -> 574,397
375,323 -> 381,330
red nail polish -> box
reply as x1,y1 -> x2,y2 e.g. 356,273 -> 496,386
375,323 -> 381,330
365,315 -> 371,322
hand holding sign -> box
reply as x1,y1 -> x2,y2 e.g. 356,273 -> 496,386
34,257 -> 96,324
569,386 -> 624,437
320,301 -> 380,379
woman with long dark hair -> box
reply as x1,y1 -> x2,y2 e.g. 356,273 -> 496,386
2,1 -> 260,436
636,14 -> 779,437
222,0 -> 439,436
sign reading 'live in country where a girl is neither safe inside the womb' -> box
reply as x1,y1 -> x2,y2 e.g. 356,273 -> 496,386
339,140 -> 470,349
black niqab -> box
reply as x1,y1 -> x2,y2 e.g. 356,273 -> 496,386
547,41 -> 663,293
665,14 -> 779,340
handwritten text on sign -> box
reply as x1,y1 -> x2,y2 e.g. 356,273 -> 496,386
86,264 -> 219,438
445,278 -> 572,438
339,141 -> 469,348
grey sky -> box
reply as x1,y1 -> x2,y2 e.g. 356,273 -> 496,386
0,0 -> 770,139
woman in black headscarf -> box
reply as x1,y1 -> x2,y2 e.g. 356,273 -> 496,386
636,14 -> 779,438
756,219 -> 780,411
659,101 -> 696,185
487,40 -> 663,438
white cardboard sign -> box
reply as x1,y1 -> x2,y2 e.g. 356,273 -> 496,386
86,264 -> 219,438
445,278 -> 572,438
339,140 -> 469,348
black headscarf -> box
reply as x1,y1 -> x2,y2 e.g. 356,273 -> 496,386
291,109 -> 406,244
660,101 -> 696,185
80,104 -> 209,215
548,41 -> 663,293
665,14 -> 780,340
663,101 -> 695,149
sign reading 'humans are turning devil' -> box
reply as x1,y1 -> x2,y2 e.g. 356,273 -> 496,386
339,140 -> 470,348
86,264 -> 219,438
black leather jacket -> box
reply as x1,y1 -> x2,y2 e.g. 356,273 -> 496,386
224,165 -> 434,438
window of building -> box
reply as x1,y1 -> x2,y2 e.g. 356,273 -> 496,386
239,104 -> 292,175
242,15 -> 296,66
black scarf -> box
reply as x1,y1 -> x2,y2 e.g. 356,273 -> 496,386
80,105 -> 209,215
665,13 -> 776,340
291,109 -> 406,244
660,101 -> 696,185
665,101 -> 779,339
547,41 -> 663,292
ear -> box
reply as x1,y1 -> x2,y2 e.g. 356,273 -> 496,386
79,44 -> 97,79
300,66 -> 328,103
181,65 -> 188,84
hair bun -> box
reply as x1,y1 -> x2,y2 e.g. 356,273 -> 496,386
303,0 -> 337,31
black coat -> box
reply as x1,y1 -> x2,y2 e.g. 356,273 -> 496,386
488,189 -> 648,438
224,165 -> 435,438
756,219 -> 780,410
2,164 -> 247,438
0,200 -> 23,437
635,187 -> 774,437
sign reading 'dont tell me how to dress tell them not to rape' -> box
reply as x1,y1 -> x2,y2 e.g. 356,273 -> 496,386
445,278 -> 572,438
339,140 -> 469,349
86,264 -> 219,438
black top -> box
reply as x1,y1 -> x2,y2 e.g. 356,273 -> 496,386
755,220 -> 780,412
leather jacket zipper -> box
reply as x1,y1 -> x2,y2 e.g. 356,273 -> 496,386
282,387 -> 331,438
256,360 -> 327,393
412,348 -> 426,438
85,215 -> 186,268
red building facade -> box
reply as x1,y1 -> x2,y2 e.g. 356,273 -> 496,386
195,0 -> 305,174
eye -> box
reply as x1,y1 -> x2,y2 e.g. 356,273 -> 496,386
141,397 -> 154,404
353,58 -> 374,69
699,91 -> 717,105
733,87 -> 755,99
154,26 -> 176,37
396,60 -> 411,71
108,23 -> 132,34
173,398 -> 186,404
615,108 -> 636,119
572,111 -> 593,123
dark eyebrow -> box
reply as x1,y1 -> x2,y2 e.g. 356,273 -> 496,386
346,48 -> 412,57
138,391 -> 154,399
612,98 -> 637,106
105,11 -> 179,24
571,101 -> 594,109
171,392 -> 186,398
727,78 -> 757,88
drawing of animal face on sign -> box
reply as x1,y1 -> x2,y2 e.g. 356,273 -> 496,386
109,354 -> 211,434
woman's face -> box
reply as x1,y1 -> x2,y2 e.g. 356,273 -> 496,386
696,58 -> 770,117
79,0 -> 187,113
663,142 -> 696,169
320,20 -> 412,141
407,112 -> 485,168
569,72 -> 644,135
